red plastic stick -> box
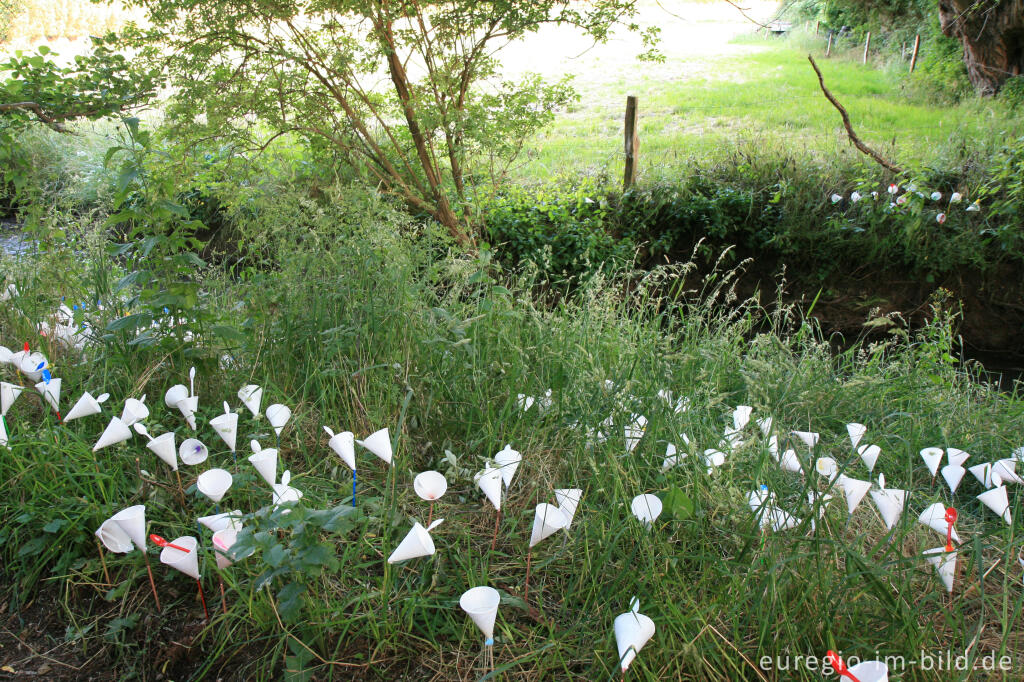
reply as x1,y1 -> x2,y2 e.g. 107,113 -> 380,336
826,651 -> 862,682
196,579 -> 210,621
149,534 -> 191,553
945,507 -> 957,552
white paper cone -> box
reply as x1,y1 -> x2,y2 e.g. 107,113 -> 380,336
848,661 -> 889,682
661,442 -> 682,472
356,427 -> 392,464
460,586 -> 500,641
147,432 -> 178,470
757,416 -> 773,437
993,459 -> 1023,485
324,427 -> 356,471
34,378 -> 61,412
869,487 -> 906,529
494,444 -> 522,487
414,470 -> 447,501
210,407 -> 238,453
920,447 -> 944,476
388,521 -> 440,563
238,384 -> 263,418
837,475 -> 871,514
212,527 -> 240,569
249,447 -> 278,486
968,462 -> 993,488
176,395 -> 198,430
0,346 -> 11,364
554,488 -> 583,527
918,503 -> 962,543
630,494 -> 662,526
941,464 -> 965,493
95,518 -> 134,553
733,405 -> 752,431
179,438 -> 209,466
0,417 -> 6,447
272,473 -> 303,507
64,391 -> 108,422
93,416 -> 132,452
924,547 -> 957,593
847,423 -> 867,450
703,448 -> 726,474
946,447 -> 971,467
614,603 -> 655,672
199,509 -> 243,533
160,535 -> 200,580
516,393 -> 535,411
19,352 -> 46,381
815,457 -> 839,481
1,382 -> 24,416
778,449 -> 804,475
529,503 -> 568,548
164,384 -> 188,408
625,414 -> 647,453
766,506 -> 801,532
475,467 -> 503,511
111,504 -> 147,549
791,430 -> 819,449
858,444 -> 881,472
119,397 -> 149,427
266,403 -> 291,437
768,435 -> 779,457
197,468 -> 233,503
977,486 -> 1012,525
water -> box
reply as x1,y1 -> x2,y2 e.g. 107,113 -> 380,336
0,221 -> 35,256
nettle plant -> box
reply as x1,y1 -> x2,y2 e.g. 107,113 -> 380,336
121,0 -> 660,245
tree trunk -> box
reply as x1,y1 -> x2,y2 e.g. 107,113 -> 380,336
939,0 -> 1024,96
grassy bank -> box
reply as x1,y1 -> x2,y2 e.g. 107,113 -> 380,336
1,187 -> 1023,679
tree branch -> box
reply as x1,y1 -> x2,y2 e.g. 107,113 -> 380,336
0,101 -> 71,132
807,54 -> 903,175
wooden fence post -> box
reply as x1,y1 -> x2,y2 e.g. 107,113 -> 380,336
863,32 -> 871,64
909,34 -> 920,72
826,33 -> 832,57
623,95 -> 639,190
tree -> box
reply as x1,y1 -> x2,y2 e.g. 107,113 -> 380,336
939,0 -> 1024,95
122,0 -> 658,245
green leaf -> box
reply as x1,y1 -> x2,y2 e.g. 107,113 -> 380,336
42,519 -> 67,533
264,543 -> 287,568
662,487 -> 694,520
105,312 -> 153,333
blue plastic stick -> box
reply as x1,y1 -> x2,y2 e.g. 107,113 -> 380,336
352,471 -> 357,506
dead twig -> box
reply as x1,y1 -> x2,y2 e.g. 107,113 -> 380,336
807,54 -> 903,175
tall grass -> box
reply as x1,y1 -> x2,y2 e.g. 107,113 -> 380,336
1,187 -> 1022,679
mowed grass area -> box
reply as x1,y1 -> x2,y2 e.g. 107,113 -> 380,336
517,31 -> 1024,182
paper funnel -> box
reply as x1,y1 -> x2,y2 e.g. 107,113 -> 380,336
516,393 -> 535,411
941,464 -> 965,493
34,377 -> 61,412
554,488 -> 583,527
858,443 -> 881,472
993,459 -> 1022,485
924,547 -> 957,593
146,431 -> 177,470
460,586 -> 500,640
778,449 -> 804,475
64,391 -> 108,422
199,509 -> 243,533
210,403 -> 238,452
757,416 -> 773,437
356,427 -> 392,465
212,528 -> 239,570
920,447 -> 943,476
815,457 -> 839,481
968,462 -> 993,488
388,519 -> 443,563
0,346 -> 11,365
494,444 -> 522,487
164,384 -> 188,408
111,504 -> 147,549
176,395 -> 198,430
238,384 -> 263,418
414,470 -> 447,501
19,351 -> 46,381
837,475 -> 871,514
791,430 -> 819,449
869,486 -> 906,529
977,486 -> 1012,525
630,494 -> 662,526
1,382 -> 23,416
93,416 -> 132,452
847,422 -> 867,450
847,661 -> 889,682
272,472 -> 303,506
266,403 -> 291,437
703,448 -> 726,474
661,443 -> 682,472
120,397 -> 149,427
179,438 -> 209,466
947,447 -> 971,467
614,600 -> 655,672
249,445 -> 278,486
197,468 -> 233,503
159,535 -> 200,580
733,405 -> 752,431
625,414 -> 647,453
918,503 -> 961,543
95,519 -> 134,553
323,427 -> 356,471
529,503 -> 568,548
474,467 -> 503,511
